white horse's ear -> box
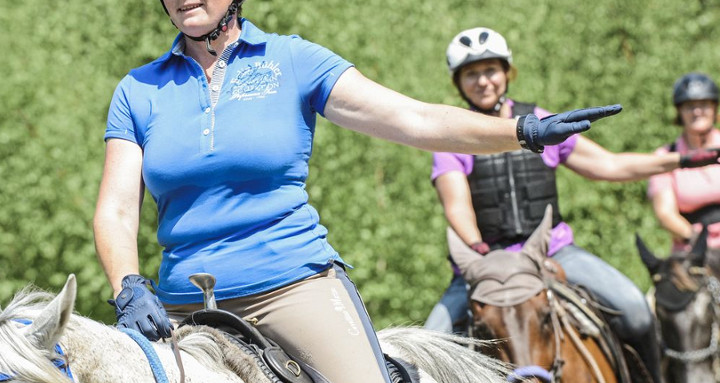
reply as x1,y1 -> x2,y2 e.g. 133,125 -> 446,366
27,274 -> 77,350
521,204 -> 553,263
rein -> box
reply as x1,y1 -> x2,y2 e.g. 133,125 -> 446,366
550,293 -> 606,383
662,271 -> 720,364
119,328 -> 186,383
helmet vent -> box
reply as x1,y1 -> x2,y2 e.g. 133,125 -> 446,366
478,31 -> 489,45
459,36 -> 472,47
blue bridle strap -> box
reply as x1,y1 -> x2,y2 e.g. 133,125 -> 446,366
508,365 -> 553,383
119,327 -> 170,383
0,319 -> 74,382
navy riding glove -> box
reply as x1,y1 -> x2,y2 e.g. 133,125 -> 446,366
108,274 -> 173,341
679,148 -> 720,168
517,104 -> 623,153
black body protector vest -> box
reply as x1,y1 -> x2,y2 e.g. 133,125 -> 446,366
467,102 -> 562,247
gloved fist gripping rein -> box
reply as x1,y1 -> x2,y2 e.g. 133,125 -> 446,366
679,148 -> 720,168
516,104 -> 623,153
108,274 -> 173,341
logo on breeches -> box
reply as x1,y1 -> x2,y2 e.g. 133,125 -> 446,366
230,61 -> 282,101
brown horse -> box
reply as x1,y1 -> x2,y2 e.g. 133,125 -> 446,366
636,228 -> 720,383
449,205 -> 640,383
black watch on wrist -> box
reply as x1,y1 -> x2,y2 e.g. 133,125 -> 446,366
516,116 -> 530,151
516,115 -> 544,153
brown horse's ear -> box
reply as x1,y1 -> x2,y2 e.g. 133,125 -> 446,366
635,233 -> 662,275
447,227 -> 485,285
520,204 -> 553,263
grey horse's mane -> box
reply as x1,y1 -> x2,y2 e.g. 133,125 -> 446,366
378,327 -> 510,383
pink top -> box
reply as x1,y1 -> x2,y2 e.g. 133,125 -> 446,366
647,129 -> 720,213
648,129 -> 720,250
431,100 -> 579,256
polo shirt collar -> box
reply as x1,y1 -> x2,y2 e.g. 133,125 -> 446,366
161,18 -> 267,61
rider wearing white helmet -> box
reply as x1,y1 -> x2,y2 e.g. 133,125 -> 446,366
425,27 -> 718,383
446,27 -> 516,114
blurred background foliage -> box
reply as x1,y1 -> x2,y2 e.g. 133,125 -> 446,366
2,0 -> 720,328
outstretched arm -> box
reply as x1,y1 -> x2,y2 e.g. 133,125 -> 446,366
323,68 -> 620,154
93,138 -> 144,297
324,68 -> 519,154
563,136 -> 681,182
564,136 -> 720,181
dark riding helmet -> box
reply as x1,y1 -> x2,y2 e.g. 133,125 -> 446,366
672,73 -> 719,106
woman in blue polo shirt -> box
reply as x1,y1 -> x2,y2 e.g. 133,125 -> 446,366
94,1 -> 622,382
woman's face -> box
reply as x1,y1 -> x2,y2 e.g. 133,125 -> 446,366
678,99 -> 718,135
457,59 -> 508,111
162,0 -> 234,37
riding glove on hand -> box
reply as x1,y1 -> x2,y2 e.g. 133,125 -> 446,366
517,104 -> 623,153
679,148 -> 720,168
108,274 -> 173,341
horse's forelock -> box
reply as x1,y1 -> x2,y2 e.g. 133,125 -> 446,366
0,299 -> 73,383
0,287 -> 57,322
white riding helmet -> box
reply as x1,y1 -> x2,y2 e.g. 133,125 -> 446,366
446,27 -> 516,80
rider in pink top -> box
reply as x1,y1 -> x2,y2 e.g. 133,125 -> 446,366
648,130 -> 720,213
648,73 -> 720,250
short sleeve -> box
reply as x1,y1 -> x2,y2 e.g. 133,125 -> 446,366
533,106 -> 553,119
105,75 -> 140,145
289,37 -> 354,116
431,152 -> 473,181
557,134 -> 579,163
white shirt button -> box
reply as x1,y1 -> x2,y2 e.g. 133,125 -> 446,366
205,107 -> 211,114
218,61 -> 226,68
203,129 -> 210,136
211,85 -> 220,92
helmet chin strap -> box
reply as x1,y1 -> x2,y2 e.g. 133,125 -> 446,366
468,95 -> 506,115
184,0 -> 244,56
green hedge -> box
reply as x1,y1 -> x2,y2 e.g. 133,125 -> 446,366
2,0 -> 719,328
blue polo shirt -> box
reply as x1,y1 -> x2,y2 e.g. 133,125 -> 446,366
105,19 -> 354,304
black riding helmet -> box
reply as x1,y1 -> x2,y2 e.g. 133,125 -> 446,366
673,73 -> 719,106
158,0 -> 245,56
672,73 -> 719,125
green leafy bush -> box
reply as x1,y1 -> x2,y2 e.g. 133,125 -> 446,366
2,0 -> 719,328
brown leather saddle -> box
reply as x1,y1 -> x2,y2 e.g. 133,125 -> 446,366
181,309 -> 417,383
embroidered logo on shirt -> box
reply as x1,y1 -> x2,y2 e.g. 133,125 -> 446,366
230,61 -> 282,101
